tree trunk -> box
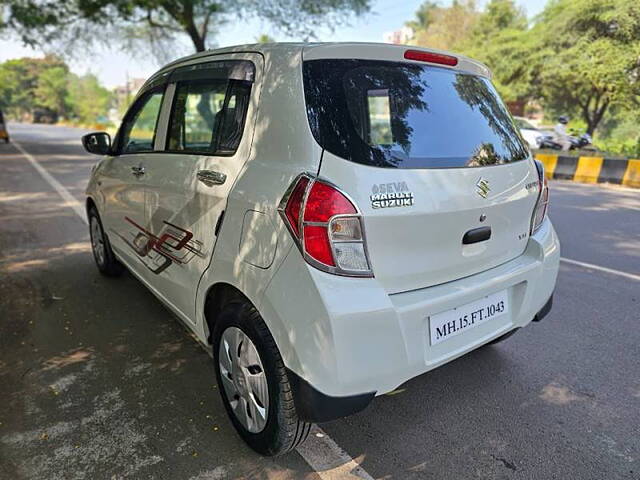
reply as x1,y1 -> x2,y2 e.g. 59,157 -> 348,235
186,24 -> 206,52
581,90 -> 609,136
162,2 -> 207,52
584,101 -> 609,136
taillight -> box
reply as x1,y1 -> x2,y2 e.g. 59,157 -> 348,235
531,160 -> 549,234
284,176 -> 309,236
404,49 -> 458,66
279,174 -> 373,277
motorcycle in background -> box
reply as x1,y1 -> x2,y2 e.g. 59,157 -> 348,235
569,131 -> 596,151
537,131 -> 596,152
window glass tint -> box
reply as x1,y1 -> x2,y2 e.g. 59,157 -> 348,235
303,59 -> 529,169
216,81 -> 252,154
167,78 -> 252,155
120,90 -> 164,154
168,80 -> 227,152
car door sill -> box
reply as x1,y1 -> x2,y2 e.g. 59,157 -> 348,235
113,250 -> 197,327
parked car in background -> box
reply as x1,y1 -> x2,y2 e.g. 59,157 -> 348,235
513,116 -> 559,149
513,116 -> 542,148
32,107 -> 58,124
0,110 -> 9,143
82,43 -> 559,456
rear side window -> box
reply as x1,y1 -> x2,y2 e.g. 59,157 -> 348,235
119,89 -> 164,154
167,80 -> 228,152
166,60 -> 254,156
303,59 -> 528,169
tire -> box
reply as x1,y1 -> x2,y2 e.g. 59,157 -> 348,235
88,207 -> 123,277
213,299 -> 311,456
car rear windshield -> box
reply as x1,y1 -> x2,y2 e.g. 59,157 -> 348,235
303,59 -> 529,169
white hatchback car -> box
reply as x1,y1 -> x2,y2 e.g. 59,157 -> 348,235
83,43 -> 559,456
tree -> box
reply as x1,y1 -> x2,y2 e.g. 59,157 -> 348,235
458,0 -> 532,103
407,0 -> 478,52
2,0 -> 372,55
36,66 -> 69,117
530,0 -> 640,135
255,33 -> 275,43
0,55 -> 113,124
0,55 -> 68,120
66,73 -> 112,124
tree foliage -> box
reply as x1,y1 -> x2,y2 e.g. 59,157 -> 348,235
406,0 -> 478,52
459,0 -> 531,103
66,73 -> 112,124
2,0 -> 371,55
255,33 -> 275,44
529,0 -> 640,134
0,56 -> 112,124
0,55 -> 67,119
407,0 -> 640,136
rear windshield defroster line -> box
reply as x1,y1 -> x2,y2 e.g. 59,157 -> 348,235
303,59 -> 529,169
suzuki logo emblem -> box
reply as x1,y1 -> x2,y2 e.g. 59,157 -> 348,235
476,178 -> 490,198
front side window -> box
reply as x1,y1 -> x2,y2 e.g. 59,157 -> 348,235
166,78 -> 253,156
303,59 -> 529,169
119,89 -> 164,154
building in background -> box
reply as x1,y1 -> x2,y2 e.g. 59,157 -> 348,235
383,26 -> 414,45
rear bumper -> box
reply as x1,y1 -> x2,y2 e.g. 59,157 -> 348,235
533,294 -> 553,322
261,217 -> 559,421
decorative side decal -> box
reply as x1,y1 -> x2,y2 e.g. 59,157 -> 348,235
115,218 -> 205,274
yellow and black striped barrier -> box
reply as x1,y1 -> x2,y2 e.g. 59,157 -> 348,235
534,153 -> 640,188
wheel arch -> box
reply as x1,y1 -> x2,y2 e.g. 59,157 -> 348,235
203,282 -> 251,344
86,196 -> 97,215
201,279 -> 303,380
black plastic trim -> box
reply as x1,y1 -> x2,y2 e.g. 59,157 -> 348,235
462,226 -> 492,245
533,294 -> 553,322
286,368 -> 375,423
214,210 -> 225,236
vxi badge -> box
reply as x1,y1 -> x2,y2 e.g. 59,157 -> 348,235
476,177 -> 490,198
370,182 -> 415,209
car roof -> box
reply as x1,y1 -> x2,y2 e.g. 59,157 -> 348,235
144,42 -> 492,90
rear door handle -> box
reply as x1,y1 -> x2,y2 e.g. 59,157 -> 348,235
197,170 -> 226,187
131,165 -> 145,176
462,226 -> 491,245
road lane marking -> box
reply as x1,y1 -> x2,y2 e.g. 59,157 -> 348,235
296,426 -> 374,480
11,140 -> 87,225
560,257 -> 640,282
11,138 -> 376,480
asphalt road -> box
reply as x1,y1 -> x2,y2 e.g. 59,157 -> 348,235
1,123 -> 638,480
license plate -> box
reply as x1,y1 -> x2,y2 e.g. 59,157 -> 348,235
429,290 -> 509,345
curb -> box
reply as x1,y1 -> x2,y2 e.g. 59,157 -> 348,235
534,153 -> 640,188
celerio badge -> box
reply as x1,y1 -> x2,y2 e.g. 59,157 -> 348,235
476,178 -> 490,198
370,182 -> 414,209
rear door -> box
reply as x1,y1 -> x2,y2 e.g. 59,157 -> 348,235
303,52 -> 540,294
141,56 -> 261,321
99,87 -> 165,268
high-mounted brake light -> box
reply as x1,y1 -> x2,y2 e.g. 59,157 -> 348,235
404,49 -> 458,66
531,160 -> 549,234
279,174 -> 373,277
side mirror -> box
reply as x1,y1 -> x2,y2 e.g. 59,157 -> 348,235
82,132 -> 112,155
